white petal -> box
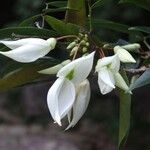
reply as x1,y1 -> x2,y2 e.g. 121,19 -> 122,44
57,52 -> 95,84
66,80 -> 91,130
114,46 -> 136,63
96,54 -> 120,72
0,44 -> 50,63
47,78 -> 75,126
114,72 -> 129,92
0,38 -> 48,49
98,68 -> 115,94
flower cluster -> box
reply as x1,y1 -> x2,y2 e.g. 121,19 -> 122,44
0,37 -> 140,129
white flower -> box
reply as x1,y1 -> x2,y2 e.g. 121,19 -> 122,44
95,54 -> 129,94
0,38 -> 57,63
47,52 -> 95,126
114,45 -> 136,63
65,79 -> 91,130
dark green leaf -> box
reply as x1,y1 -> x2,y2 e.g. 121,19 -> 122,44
0,57 -> 59,91
118,89 -> 131,150
0,27 -> 58,39
130,69 -> 150,90
44,15 -> 80,35
92,19 -> 130,33
118,71 -> 131,150
91,0 -> 112,9
119,0 -> 150,11
19,15 -> 41,27
46,1 -> 67,8
43,7 -> 68,13
129,26 -> 150,34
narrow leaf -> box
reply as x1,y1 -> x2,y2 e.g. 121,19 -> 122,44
0,27 -> 57,39
91,0 -> 112,9
0,57 -> 59,91
92,19 -> 130,33
129,26 -> 150,34
119,0 -> 150,11
118,70 -> 131,150
46,1 -> 67,8
19,15 -> 41,27
44,15 -> 79,35
130,69 -> 150,90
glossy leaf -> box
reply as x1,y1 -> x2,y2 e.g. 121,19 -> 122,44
92,19 -> 130,33
19,15 -> 41,27
44,15 -> 79,35
43,7 -> 68,13
130,69 -> 150,90
119,0 -> 150,11
0,27 -> 58,39
129,26 -> 150,34
0,57 -> 59,91
46,1 -> 67,8
91,0 -> 112,9
118,70 -> 131,150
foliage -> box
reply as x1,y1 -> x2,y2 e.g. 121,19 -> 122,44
0,0 -> 149,149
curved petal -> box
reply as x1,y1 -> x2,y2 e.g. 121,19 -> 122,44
47,78 -> 75,126
57,52 -> 95,84
0,38 -> 48,49
114,46 -> 136,63
98,69 -> 115,94
0,44 -> 50,63
66,80 -> 91,130
96,54 -> 120,72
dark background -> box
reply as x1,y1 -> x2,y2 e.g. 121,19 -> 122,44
0,0 -> 150,150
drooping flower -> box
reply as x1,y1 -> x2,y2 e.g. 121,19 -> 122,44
114,45 -> 136,63
95,54 -> 129,94
47,52 -> 95,126
0,38 -> 57,63
65,79 -> 91,130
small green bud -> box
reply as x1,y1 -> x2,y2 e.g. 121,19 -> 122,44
86,42 -> 90,47
82,47 -> 88,53
67,41 -> 76,49
121,43 -> 140,51
70,46 -> 78,56
80,40 -> 86,45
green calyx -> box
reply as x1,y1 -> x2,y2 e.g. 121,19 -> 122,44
66,69 -> 74,80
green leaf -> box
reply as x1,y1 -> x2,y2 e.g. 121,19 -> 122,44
118,89 -> 131,150
92,19 -> 130,33
0,27 -> 58,39
0,57 -> 59,91
19,15 -> 41,27
44,15 -> 80,35
46,1 -> 67,8
43,7 -> 69,13
130,69 -> 150,90
129,26 -> 150,34
119,0 -> 150,11
118,70 -> 131,150
91,0 -> 112,9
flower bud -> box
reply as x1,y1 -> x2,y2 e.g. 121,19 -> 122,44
114,72 -> 130,92
67,41 -> 76,49
82,47 -> 88,53
47,38 -> 57,49
70,46 -> 78,56
86,42 -> 90,47
121,43 -> 140,51
114,46 -> 136,63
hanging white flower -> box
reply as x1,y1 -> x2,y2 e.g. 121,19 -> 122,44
0,38 -> 57,63
114,45 -> 136,63
95,54 -> 129,94
47,52 -> 95,126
